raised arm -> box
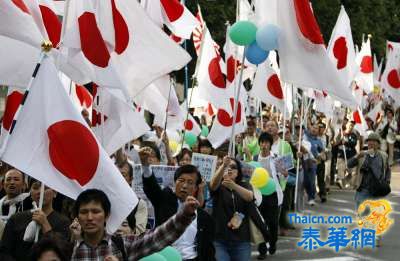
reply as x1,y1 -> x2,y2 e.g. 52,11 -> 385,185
209,156 -> 229,191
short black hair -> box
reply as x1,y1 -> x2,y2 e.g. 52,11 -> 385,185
117,161 -> 133,179
30,234 -> 72,261
198,138 -> 213,153
73,189 -> 111,218
231,158 -> 244,183
140,141 -> 161,161
174,164 -> 202,186
176,148 -> 192,162
258,132 -> 273,145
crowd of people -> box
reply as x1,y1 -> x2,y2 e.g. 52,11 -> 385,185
0,99 -> 396,261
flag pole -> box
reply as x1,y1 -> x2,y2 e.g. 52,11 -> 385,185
0,42 -> 51,158
164,78 -> 174,131
228,46 -> 247,157
281,84 -> 288,155
34,182 -> 45,243
294,93 -> 305,211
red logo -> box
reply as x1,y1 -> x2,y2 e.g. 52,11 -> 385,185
267,74 -> 284,99
293,0 -> 324,45
48,120 -> 99,186
387,69 -> 400,89
333,37 -> 348,69
217,98 -> 242,127
3,91 -> 24,131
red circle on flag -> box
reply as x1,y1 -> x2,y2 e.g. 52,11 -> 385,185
48,120 -> 99,186
333,37 -> 348,70
293,0 -> 324,45
387,69 -> 400,89
267,74 -> 284,99
360,56 -> 373,73
12,0 -> 30,14
39,5 -> 61,47
184,120 -> 194,130
78,12 -> 111,68
208,57 -> 226,89
3,91 -> 23,131
111,0 -> 129,54
160,0 -> 184,22
75,85 -> 92,108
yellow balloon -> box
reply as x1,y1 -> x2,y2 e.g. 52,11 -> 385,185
169,140 -> 179,154
250,167 -> 270,188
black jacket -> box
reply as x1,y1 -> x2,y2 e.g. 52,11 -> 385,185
143,173 -> 216,261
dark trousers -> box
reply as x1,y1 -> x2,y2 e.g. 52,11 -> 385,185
258,192 -> 279,255
317,162 -> 327,199
279,184 -> 295,229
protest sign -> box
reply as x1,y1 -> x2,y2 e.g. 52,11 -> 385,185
274,154 -> 294,171
150,165 -> 178,188
191,153 -> 218,181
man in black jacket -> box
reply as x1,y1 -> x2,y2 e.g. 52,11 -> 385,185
140,150 -> 216,261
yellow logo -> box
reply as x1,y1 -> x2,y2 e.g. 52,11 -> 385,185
357,199 -> 394,235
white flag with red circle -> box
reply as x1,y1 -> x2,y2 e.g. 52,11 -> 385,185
183,115 -> 201,137
160,0 -> 199,39
250,60 -> 284,112
327,6 -> 356,87
367,101 -> 383,123
380,41 -> 400,107
0,0 -> 88,87
91,86 -> 149,155
352,109 -> 368,137
277,0 -> 357,108
208,91 -> 247,149
1,57 -> 138,233
196,28 -> 231,109
62,0 -> 191,98
354,38 -> 374,93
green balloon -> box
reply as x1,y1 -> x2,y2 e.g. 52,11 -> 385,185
259,179 -> 276,196
159,246 -> 182,261
201,125 -> 209,137
229,21 -> 258,46
184,132 -> 197,147
139,253 -> 167,261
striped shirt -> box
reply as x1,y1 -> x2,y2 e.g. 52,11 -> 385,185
71,211 -> 194,261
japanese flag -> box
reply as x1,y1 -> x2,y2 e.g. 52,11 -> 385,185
196,28 -> 231,109
277,0 -> 357,108
380,41 -> 400,107
192,5 -> 206,56
0,0 -> 88,87
1,57 -> 138,233
160,0 -> 199,39
354,38 -> 374,93
62,0 -> 191,98
91,86 -> 150,155
352,109 -> 368,138
327,6 -> 357,87
250,60 -> 284,112
367,101 -> 383,123
208,89 -> 247,149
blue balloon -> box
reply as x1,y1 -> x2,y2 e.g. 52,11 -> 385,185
256,24 -> 279,51
245,41 -> 269,65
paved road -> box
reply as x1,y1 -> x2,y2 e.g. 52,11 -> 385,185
251,166 -> 400,260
